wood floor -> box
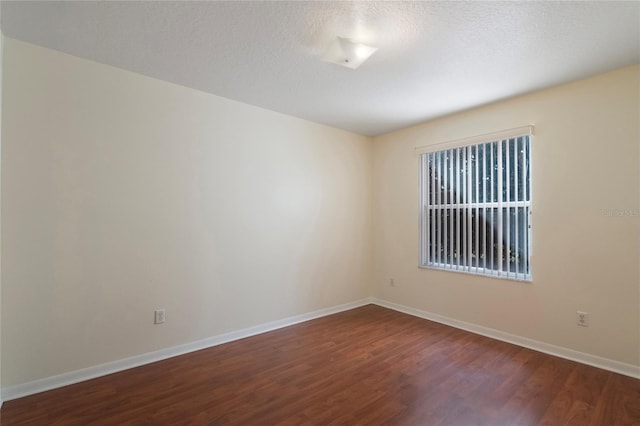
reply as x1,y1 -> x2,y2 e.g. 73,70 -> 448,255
2,305 -> 639,425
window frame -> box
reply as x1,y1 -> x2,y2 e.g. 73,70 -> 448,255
418,126 -> 533,282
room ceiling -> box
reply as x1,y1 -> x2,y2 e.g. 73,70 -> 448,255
2,1 -> 639,136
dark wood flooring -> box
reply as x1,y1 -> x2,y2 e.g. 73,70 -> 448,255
2,304 -> 639,425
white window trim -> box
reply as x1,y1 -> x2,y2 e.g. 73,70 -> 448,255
414,125 -> 534,155
417,126 -> 534,282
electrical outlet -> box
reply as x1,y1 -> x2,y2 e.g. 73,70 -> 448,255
389,278 -> 396,287
576,311 -> 588,327
154,309 -> 166,324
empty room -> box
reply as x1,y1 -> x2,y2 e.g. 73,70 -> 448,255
0,1 -> 639,425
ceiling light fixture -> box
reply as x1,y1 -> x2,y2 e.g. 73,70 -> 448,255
322,37 -> 378,70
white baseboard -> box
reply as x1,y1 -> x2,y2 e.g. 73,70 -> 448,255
371,298 -> 640,380
1,297 -> 374,402
3,296 -> 637,402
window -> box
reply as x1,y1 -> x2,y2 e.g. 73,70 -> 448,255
419,127 -> 532,281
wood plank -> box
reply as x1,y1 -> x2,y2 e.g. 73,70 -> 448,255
1,305 -> 638,425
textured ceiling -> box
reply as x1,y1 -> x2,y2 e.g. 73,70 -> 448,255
1,1 -> 639,136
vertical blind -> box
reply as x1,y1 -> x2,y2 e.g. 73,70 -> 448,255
419,130 -> 532,281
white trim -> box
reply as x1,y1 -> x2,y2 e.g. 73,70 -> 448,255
1,298 -> 374,401
371,298 -> 640,379
4,296 -> 637,402
414,125 -> 534,154
419,263 -> 532,283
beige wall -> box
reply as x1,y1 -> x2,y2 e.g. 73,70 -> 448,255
1,39 -> 373,386
373,65 -> 640,366
0,9 -> 3,400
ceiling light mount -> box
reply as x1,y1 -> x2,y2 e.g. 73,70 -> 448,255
322,37 -> 378,70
